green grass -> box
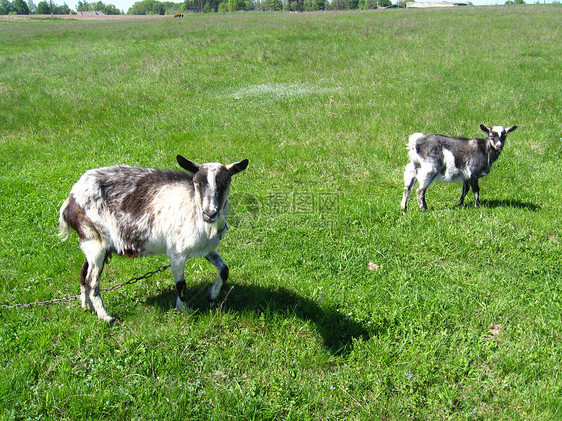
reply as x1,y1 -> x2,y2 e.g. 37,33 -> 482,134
1,6 -> 561,419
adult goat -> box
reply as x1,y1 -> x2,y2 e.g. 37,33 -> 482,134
59,155 -> 248,323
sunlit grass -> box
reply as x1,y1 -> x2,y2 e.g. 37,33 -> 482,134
1,6 -> 561,419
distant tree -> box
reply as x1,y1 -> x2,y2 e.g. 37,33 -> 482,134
378,0 -> 391,6
52,2 -> 70,12
77,0 -> 121,13
185,0 -> 218,12
35,0 -> 49,12
331,0 -> 348,9
104,3 -> 120,12
312,0 -> 325,8
267,0 -> 282,9
129,0 -> 165,14
27,0 -> 35,12
358,0 -> 376,8
227,0 -> 244,10
12,0 -> 30,13
0,0 -> 12,13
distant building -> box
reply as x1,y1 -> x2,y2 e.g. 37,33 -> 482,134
406,1 -> 468,7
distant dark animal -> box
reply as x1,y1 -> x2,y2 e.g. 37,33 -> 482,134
401,124 -> 517,214
59,155 -> 248,323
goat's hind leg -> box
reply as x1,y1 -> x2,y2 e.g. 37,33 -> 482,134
401,162 -> 417,215
79,260 -> 94,311
81,241 -> 115,323
415,170 -> 436,212
205,251 -> 229,303
458,180 -> 470,207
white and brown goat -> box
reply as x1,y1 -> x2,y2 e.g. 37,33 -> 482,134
59,155 -> 248,323
401,124 -> 517,214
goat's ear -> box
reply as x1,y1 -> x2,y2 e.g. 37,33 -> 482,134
506,126 -> 518,133
226,159 -> 249,175
480,124 -> 490,134
177,155 -> 200,174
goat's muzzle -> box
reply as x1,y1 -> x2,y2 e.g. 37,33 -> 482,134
489,137 -> 504,151
203,210 -> 219,223
492,141 -> 503,151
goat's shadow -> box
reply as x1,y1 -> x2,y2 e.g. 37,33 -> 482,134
146,283 -> 371,356
478,199 -> 541,211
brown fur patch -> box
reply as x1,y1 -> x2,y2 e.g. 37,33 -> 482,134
63,195 -> 100,241
80,260 -> 89,287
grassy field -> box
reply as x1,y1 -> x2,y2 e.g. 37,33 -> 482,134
1,6 -> 561,419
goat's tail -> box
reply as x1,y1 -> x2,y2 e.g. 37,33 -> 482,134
58,196 -> 72,241
408,132 -> 425,150
407,132 -> 425,164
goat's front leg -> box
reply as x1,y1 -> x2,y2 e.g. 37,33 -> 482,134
170,255 -> 188,312
470,179 -> 480,207
205,251 -> 229,303
458,180 -> 470,207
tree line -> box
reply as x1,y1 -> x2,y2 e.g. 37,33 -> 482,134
0,0 -> 393,15
129,0 -> 390,13
0,0 -> 122,14
0,0 -> 69,14
0,0 -> 534,16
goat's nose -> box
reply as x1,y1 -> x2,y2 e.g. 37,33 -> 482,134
204,209 -> 219,222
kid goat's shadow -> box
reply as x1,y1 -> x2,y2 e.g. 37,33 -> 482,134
146,283 -> 371,356
478,199 -> 540,211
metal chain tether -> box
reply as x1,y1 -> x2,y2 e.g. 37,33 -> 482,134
0,264 -> 171,310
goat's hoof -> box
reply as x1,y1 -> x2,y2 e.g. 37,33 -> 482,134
109,317 -> 117,325
175,300 -> 188,312
206,294 -> 217,307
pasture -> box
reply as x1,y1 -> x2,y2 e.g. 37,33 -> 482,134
1,6 -> 561,419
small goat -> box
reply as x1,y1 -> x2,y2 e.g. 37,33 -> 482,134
59,155 -> 248,323
401,124 -> 517,214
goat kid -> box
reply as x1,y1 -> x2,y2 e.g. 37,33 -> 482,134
401,124 -> 517,214
59,155 -> 248,323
